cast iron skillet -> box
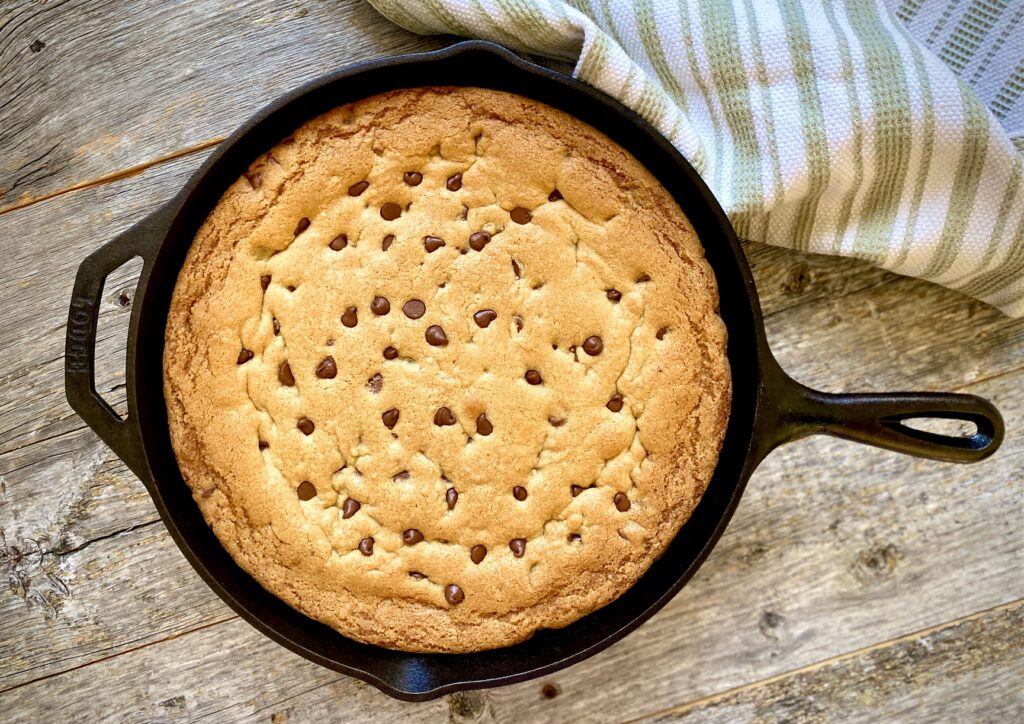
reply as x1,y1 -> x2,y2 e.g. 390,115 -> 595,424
64,41 -> 1004,701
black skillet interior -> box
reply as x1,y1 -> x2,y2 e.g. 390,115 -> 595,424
65,41 -> 1004,701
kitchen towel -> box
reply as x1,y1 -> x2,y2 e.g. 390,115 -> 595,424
367,0 -> 1024,316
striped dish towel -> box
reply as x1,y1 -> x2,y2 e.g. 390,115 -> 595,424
367,0 -> 1024,316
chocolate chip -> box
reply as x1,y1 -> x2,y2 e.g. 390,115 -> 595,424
403,528 -> 424,545
409,571 -> 426,580
297,417 -> 315,435
460,204 -> 469,220
367,373 -> 383,394
513,486 -> 528,501
382,408 -> 400,429
380,202 -> 402,220
470,545 -> 487,564
525,369 -> 542,385
315,356 -> 337,379
296,481 -> 317,501
329,234 -> 348,251
425,325 -> 448,346
509,539 -> 526,557
606,289 -> 621,302
473,309 -> 497,328
571,485 -> 585,497
287,285 -> 296,292
294,217 -> 311,236
512,259 -> 521,278
568,533 -> 582,543
548,416 -> 566,427
434,406 -> 457,426
445,584 -> 465,604
341,306 -> 358,327
237,349 -> 254,364
260,275 -> 271,291
476,413 -> 493,436
393,470 -> 410,481
469,231 -> 491,251
514,316 -> 524,332
656,327 -> 668,340
381,234 -> 394,251
637,274 -> 651,283
614,493 -> 631,512
279,362 -> 295,386
446,173 -> 462,191
403,299 -> 426,319
583,335 -> 603,356
371,296 -> 391,315
404,171 -> 423,186
548,189 -> 563,202
272,318 -> 281,336
510,207 -> 532,224
383,346 -> 399,360
258,440 -> 269,450
348,180 -> 369,196
358,537 -> 374,556
245,172 -> 262,189
424,235 -> 446,253
342,498 -> 360,519
606,394 -> 624,412
446,487 -> 458,510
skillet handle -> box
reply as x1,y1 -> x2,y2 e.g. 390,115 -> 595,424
65,204 -> 173,478
756,360 -> 1004,464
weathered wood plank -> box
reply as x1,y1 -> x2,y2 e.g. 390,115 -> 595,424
0,0 -> 441,208
3,371 -> 1020,712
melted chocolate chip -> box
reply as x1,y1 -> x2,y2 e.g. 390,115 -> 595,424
606,394 -> 624,412
568,533 -> 582,543
637,274 -> 651,283
358,537 -> 374,556
403,299 -> 426,319
470,545 -> 487,564
382,408 -> 400,429
468,231 -> 491,251
571,485 -> 586,497
509,539 -> 526,558
329,234 -> 347,251
341,306 -> 358,328
371,296 -> 391,315
513,486 -> 528,501
548,416 -> 566,427
583,335 -> 604,356
296,481 -> 317,501
476,413 -> 493,436
445,584 -> 465,604
260,275 -> 271,291
446,173 -> 462,191
237,349 -> 254,365
606,289 -> 621,302
510,207 -> 532,224
404,171 -> 423,186
614,493 -> 631,512
279,362 -> 295,386
246,172 -> 262,189
525,369 -> 542,385
473,309 -> 497,328
315,356 -> 337,379
514,316 -> 524,332
393,470 -> 410,481
425,325 -> 448,346
341,498 -> 360,519
383,346 -> 399,360
367,373 -> 383,394
511,259 -> 521,278
424,235 -> 446,253
294,217 -> 311,236
434,406 -> 457,426
348,180 -> 369,196
403,529 -> 424,545
297,417 -> 315,435
409,571 -> 426,580
380,202 -> 402,220
272,318 -> 280,336
381,234 -> 394,251
548,189 -> 563,202
258,440 -> 269,450
656,327 -> 669,340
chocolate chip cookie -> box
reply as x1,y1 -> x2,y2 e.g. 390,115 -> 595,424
163,87 -> 730,652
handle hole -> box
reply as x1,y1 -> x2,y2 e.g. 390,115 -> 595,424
93,255 -> 143,420
898,417 -> 978,439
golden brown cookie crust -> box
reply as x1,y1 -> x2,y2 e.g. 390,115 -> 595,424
163,87 -> 730,653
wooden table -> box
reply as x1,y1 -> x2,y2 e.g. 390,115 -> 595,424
1,2 -> 1021,721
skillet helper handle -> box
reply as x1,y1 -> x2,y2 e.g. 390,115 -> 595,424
758,363 -> 1004,464
65,205 -> 172,477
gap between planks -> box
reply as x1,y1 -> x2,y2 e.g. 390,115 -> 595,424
625,597 -> 1024,723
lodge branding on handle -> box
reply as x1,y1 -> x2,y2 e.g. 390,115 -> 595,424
67,295 -> 96,372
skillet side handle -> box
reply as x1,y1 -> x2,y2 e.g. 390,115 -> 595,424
756,360 -> 1004,464
65,205 -> 173,478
